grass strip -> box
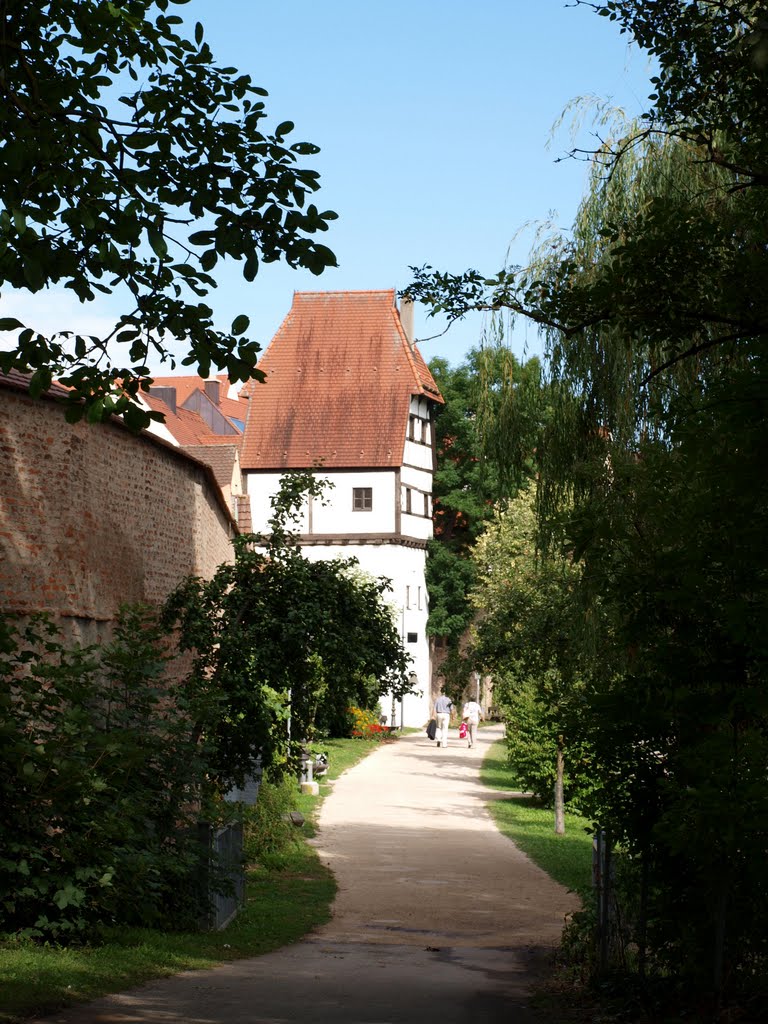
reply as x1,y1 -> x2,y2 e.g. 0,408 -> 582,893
480,738 -> 594,898
0,735 -> 388,1023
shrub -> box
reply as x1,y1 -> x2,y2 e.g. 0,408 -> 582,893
242,776 -> 301,866
0,608 -> 209,940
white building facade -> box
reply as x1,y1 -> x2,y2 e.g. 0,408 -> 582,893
240,291 -> 443,727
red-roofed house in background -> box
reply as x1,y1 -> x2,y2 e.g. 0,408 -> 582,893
240,290 -> 444,728
140,374 -> 251,530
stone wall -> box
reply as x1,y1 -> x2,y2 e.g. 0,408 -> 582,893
0,378 -> 236,643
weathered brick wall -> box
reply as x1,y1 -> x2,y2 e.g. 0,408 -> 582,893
0,383 -> 235,643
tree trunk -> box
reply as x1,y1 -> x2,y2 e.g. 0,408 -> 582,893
554,743 -> 565,835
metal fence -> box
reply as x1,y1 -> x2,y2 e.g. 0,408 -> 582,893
198,821 -> 245,931
196,760 -> 261,931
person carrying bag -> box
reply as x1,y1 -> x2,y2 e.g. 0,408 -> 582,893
461,698 -> 482,748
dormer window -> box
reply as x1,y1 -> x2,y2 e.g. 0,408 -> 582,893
353,487 -> 372,511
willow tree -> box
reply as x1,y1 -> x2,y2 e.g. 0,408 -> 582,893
406,1 -> 768,1011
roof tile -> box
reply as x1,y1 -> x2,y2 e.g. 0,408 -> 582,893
240,290 -> 443,470
149,373 -> 248,426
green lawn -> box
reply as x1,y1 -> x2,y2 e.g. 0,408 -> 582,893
480,739 -> 594,898
0,736 -> 389,1024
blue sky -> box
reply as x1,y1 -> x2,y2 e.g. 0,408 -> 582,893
4,1 -> 654,373
185,0 -> 654,369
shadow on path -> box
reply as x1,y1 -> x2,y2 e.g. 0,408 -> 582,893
35,725 -> 579,1024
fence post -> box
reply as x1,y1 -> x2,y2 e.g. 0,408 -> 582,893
593,829 -> 613,975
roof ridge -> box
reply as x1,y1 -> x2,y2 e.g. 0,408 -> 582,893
292,288 -> 396,299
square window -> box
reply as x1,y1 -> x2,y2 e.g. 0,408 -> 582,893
407,632 -> 418,644
353,487 -> 372,511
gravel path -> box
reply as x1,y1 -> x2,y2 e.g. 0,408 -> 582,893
35,723 -> 579,1024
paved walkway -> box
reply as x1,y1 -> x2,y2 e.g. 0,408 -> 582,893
36,724 -> 579,1023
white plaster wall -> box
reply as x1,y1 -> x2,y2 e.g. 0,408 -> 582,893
311,470 -> 395,534
247,470 -> 311,533
401,464 -> 432,491
300,541 -> 432,728
401,512 -> 432,541
403,437 -> 433,471
246,470 -> 396,535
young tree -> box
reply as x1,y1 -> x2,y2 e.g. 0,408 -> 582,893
470,484 -> 589,832
163,472 -> 411,784
0,1 -> 337,426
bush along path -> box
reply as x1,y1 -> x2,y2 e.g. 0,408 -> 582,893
26,723 -> 579,1024
0,737 -> 386,1024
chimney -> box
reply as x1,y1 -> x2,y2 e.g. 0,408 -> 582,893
204,377 -> 221,406
150,385 -> 176,415
399,296 -> 414,345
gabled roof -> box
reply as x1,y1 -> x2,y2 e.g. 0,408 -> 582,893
182,442 -> 240,495
240,289 -> 443,471
149,373 -> 248,427
141,391 -> 239,447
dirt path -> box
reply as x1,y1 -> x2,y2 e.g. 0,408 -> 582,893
36,724 -> 579,1024
314,722 -> 573,948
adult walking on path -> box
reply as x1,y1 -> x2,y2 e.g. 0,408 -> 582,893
36,724 -> 578,1024
433,688 -> 453,747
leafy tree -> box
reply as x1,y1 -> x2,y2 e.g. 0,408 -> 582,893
470,484 -> 590,832
427,345 -> 544,696
0,0 -> 336,427
408,1 -> 768,1010
163,472 -> 411,781
426,350 -> 496,648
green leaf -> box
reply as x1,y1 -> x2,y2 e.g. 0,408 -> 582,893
148,226 -> 168,259
231,314 -> 250,336
125,133 -> 158,150
201,248 -> 218,272
243,253 -> 259,281
0,317 -> 24,331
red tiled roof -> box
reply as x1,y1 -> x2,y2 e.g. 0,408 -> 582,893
240,290 -> 443,470
0,369 -> 71,399
149,373 -> 248,426
141,391 -> 239,447
182,443 -> 239,493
